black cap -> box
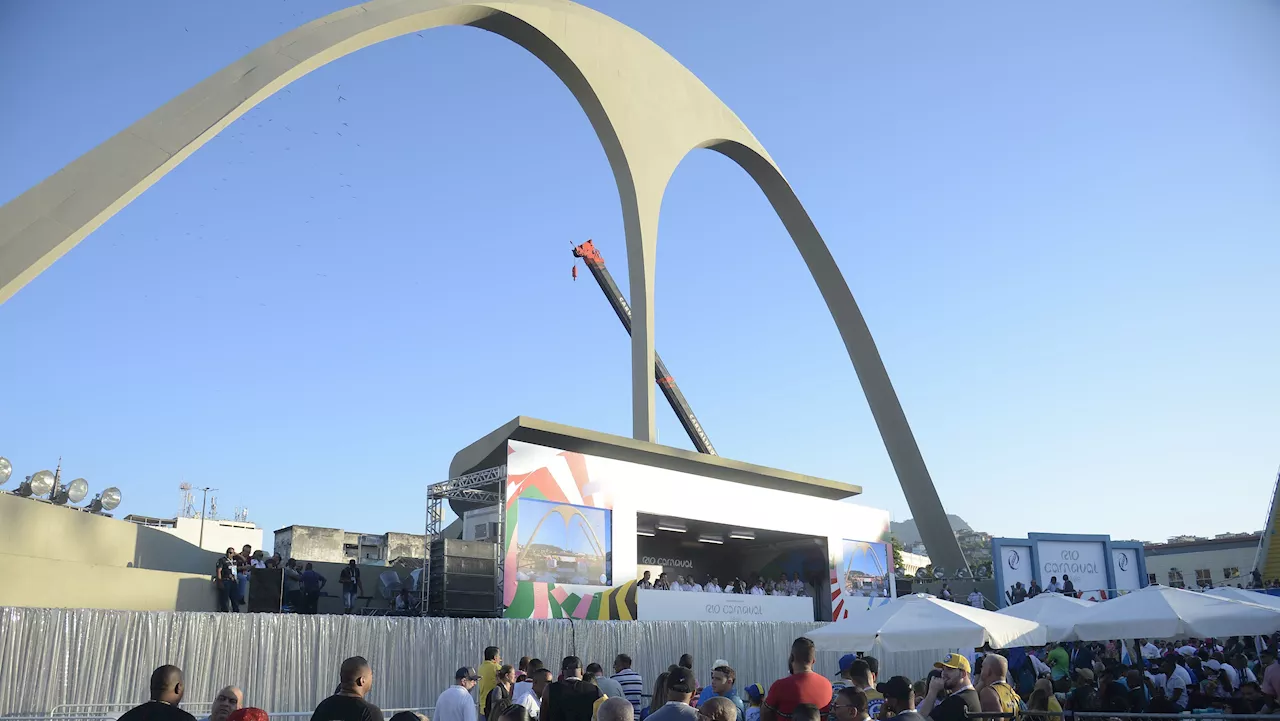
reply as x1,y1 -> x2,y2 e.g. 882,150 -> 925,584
456,667 -> 480,681
667,666 -> 695,695
876,676 -> 913,701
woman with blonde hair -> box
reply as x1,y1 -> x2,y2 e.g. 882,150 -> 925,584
1026,678 -> 1062,721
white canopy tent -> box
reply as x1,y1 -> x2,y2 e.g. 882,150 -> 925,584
1071,584 -> 1280,641
997,592 -> 1095,641
809,593 -> 1047,652
1203,587 -> 1280,610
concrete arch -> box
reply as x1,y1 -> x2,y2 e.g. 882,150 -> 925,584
0,0 -> 968,570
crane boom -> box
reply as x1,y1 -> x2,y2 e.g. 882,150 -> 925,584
572,240 -> 718,455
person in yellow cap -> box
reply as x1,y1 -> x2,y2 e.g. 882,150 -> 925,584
919,654 -> 979,721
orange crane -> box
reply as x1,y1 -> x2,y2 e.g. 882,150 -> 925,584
572,240 -> 717,455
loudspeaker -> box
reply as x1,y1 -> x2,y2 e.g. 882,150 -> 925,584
248,568 -> 283,612
429,538 -> 500,617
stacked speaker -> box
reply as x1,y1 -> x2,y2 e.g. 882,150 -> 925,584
428,538 -> 500,617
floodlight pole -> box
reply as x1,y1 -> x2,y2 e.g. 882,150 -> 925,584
198,487 -> 217,550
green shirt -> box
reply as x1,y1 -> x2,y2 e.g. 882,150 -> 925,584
1047,647 -> 1069,679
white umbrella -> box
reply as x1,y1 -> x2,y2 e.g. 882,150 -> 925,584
809,593 -> 1047,652
997,592 -> 1096,641
1071,584 -> 1280,641
1203,587 -> 1280,610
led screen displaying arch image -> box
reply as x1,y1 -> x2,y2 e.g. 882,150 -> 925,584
514,497 -> 612,587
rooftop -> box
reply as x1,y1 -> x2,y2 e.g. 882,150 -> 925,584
449,416 -> 862,501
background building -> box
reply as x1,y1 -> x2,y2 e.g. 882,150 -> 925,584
1143,532 -> 1260,588
274,524 -> 425,564
124,514 -> 262,554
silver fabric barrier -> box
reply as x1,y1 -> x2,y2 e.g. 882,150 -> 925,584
1,608 -> 833,716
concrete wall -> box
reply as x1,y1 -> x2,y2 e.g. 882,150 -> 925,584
0,553 -> 217,611
385,532 -> 425,562
1144,545 -> 1255,587
276,525 -> 348,563
0,493 -> 220,611
158,517 -> 263,555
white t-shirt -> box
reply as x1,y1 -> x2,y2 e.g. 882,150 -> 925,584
670,582 -> 683,592
1177,645 -> 1197,656
750,586 -> 765,595
513,685 -> 541,719
436,684 -> 478,721
706,584 -> 722,593
1045,582 -> 1061,593
1221,663 -> 1240,689
1141,643 -> 1160,659
968,592 -> 984,608
1164,673 -> 1188,709
688,583 -> 703,592
1172,664 -> 1193,687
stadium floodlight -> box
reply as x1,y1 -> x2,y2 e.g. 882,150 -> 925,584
655,520 -> 686,533
53,477 -> 90,505
727,529 -> 755,541
0,457 -> 11,485
88,487 -> 122,513
698,535 -> 724,545
15,469 -> 56,498
636,526 -> 656,537
932,566 -> 947,580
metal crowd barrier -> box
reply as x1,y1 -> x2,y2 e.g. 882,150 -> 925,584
967,713 -> 1280,720
8,705 -> 433,721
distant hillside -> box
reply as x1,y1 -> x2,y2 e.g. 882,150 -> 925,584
890,515 -> 972,546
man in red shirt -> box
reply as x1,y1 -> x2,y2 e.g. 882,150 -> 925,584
762,637 -> 834,721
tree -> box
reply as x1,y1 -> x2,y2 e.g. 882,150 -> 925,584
889,535 -> 906,572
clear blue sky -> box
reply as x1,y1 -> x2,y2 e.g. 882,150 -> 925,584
2,1 -> 1277,549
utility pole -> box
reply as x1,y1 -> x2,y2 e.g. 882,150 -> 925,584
198,487 -> 217,550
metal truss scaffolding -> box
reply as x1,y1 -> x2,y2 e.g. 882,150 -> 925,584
422,465 -> 507,614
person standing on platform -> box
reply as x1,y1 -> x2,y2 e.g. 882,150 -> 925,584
705,578 -> 722,594
215,549 -> 240,613
639,571 -> 653,589
339,560 -> 364,614
480,647 -> 503,717
300,563 -> 326,614
611,655 -> 645,714
761,638 -> 832,721
236,545 -> 253,607
437,668 -> 481,721
118,666 -> 197,721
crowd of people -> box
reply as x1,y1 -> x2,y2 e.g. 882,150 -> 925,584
113,630 -> 1280,721
637,571 -> 811,598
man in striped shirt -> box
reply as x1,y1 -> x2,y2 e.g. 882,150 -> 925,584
611,654 -> 645,713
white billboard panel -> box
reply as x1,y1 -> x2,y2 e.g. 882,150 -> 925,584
1000,544 -> 1034,595
636,589 -> 813,622
1037,539 -> 1108,601
1112,548 -> 1142,593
